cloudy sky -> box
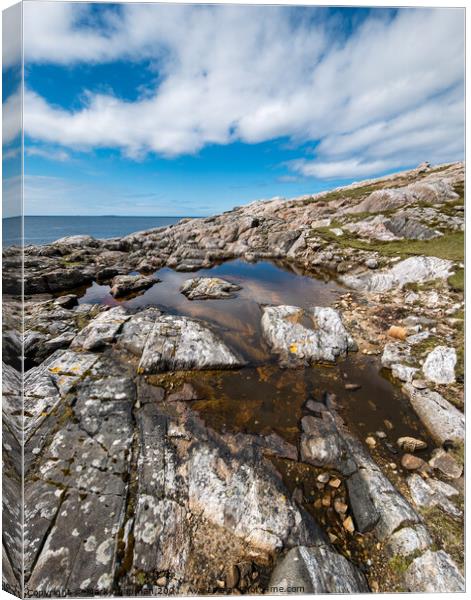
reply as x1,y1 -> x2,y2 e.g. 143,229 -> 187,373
3,2 -> 465,216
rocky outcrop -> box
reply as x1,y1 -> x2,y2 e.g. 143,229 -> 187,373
261,306 -> 356,365
404,550 -> 464,592
341,256 -> 454,293
180,277 -> 241,300
269,545 -> 368,594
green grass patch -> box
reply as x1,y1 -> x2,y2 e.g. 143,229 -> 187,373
312,228 -> 464,262
448,268 -> 464,292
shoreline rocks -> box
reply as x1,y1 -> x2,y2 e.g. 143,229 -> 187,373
180,277 -> 242,300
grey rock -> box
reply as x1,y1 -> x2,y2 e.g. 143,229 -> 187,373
422,346 -> 457,384
269,546 -> 369,594
71,306 -> 130,350
180,277 -> 241,300
428,448 -> 463,480
138,315 -> 244,373
404,550 -> 464,592
346,472 -> 380,533
261,305 -> 356,365
385,525 -> 432,558
391,363 -> 418,382
407,474 -> 461,517
403,384 -> 464,444
381,342 -> 411,369
110,274 -> 158,298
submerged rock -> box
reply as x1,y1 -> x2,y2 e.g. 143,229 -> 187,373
110,273 -> 158,297
269,546 -> 368,594
422,346 -> 457,384
180,277 -> 241,300
261,305 -> 356,365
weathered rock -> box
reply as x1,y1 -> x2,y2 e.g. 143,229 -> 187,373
261,305 -> 356,365
385,525 -> 432,558
403,384 -> 464,444
401,453 -> 428,472
54,234 -> 98,247
404,550 -> 464,592
381,342 -> 411,368
346,472 -> 380,532
71,306 -> 130,350
138,315 -> 244,373
341,256 -> 454,293
428,448 -> 463,480
407,474 -> 461,517
300,414 -> 354,473
110,274 -> 158,297
180,277 -> 241,300
422,346 -> 457,384
391,363 -> 418,382
54,294 -> 78,309
397,437 -> 427,453
269,546 -> 368,594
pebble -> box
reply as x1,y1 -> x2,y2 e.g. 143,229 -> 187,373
321,494 -> 331,507
342,516 -> 355,533
412,379 -> 428,389
376,431 -> 387,439
328,478 -> 342,489
384,419 -> 394,430
344,383 -> 361,391
317,472 -> 330,483
156,577 -> 167,586
333,498 -> 348,514
365,436 -> 376,448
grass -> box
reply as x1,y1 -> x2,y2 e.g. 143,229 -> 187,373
419,505 -> 464,570
448,268 -> 464,292
312,227 -> 464,262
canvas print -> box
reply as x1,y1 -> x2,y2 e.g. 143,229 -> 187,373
2,1 -> 465,597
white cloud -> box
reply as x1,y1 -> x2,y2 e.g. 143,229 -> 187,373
22,4 -> 465,178
26,146 -> 71,162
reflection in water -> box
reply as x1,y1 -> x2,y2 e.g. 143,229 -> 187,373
78,259 -> 432,457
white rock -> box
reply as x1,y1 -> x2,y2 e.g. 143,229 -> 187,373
422,346 -> 456,384
391,363 -> 418,383
261,305 -> 356,364
341,256 -> 454,293
404,550 -> 464,592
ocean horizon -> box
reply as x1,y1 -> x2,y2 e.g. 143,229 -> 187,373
2,215 -> 197,246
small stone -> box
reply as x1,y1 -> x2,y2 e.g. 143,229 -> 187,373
343,516 -> 355,533
365,258 -> 378,269
334,499 -> 348,515
317,473 -> 330,483
328,532 -> 338,543
322,494 -> 331,507
376,431 -> 387,439
328,478 -> 342,489
389,463 -> 397,470
156,577 -> 167,586
397,437 -> 428,453
365,436 -> 376,448
370,581 -> 379,593
384,419 -> 394,430
313,499 -> 323,509
216,579 -> 225,588
344,383 -> 361,391
401,453 -> 428,471
388,325 -> 407,341
412,379 -> 428,389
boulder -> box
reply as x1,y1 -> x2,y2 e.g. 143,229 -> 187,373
404,550 -> 464,592
138,315 -> 244,373
403,384 -> 464,444
422,346 -> 457,384
261,305 -> 356,365
407,474 -> 461,517
110,274 -> 158,298
180,277 -> 241,300
269,546 -> 369,594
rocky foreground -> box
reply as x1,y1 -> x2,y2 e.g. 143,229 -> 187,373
2,161 -> 465,595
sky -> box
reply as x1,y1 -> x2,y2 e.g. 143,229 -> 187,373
2,2 -> 465,216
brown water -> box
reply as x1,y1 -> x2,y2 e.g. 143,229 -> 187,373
78,259 -> 432,456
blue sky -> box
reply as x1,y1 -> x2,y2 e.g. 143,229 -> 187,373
2,2 -> 465,216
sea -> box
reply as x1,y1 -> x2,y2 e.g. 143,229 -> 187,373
2,215 -> 191,247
